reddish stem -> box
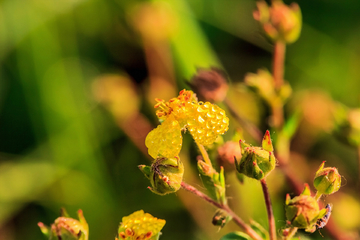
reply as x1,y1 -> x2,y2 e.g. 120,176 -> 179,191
272,41 -> 286,90
180,182 -> 263,240
260,179 -> 276,240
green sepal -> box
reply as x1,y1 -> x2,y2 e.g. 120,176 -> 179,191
38,222 -> 50,238
236,171 -> 245,184
220,232 -> 251,240
197,161 -> 226,204
315,161 -> 325,175
139,165 -> 152,179
262,130 -> 273,152
60,208 -> 70,218
301,183 -> 311,196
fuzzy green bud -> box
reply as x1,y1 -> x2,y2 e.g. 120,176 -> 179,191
38,209 -> 88,240
212,209 -> 232,228
139,156 -> 184,195
253,1 -> 302,44
285,194 -> 320,230
235,131 -> 276,180
313,161 -> 341,195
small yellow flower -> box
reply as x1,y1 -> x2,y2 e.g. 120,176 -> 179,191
145,115 -> 182,159
117,210 -> 166,240
187,101 -> 229,146
146,90 -> 229,159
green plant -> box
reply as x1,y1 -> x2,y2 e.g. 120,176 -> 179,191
36,0 -> 357,239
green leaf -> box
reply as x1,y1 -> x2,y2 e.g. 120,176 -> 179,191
250,220 -> 269,240
220,232 -> 251,240
282,109 -> 302,139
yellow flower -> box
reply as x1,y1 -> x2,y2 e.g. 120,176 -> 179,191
145,115 -> 182,159
117,210 -> 166,240
146,90 -> 229,159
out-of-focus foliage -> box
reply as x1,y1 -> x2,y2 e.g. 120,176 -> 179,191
0,0 -> 360,240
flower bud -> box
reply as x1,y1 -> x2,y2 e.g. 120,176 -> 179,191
139,156 -> 184,195
313,161 -> 341,195
254,1 -> 302,43
217,141 -> 240,172
189,67 -> 228,103
235,131 -> 276,180
117,210 -> 165,240
38,209 -> 88,240
212,209 -> 231,228
285,194 -> 320,230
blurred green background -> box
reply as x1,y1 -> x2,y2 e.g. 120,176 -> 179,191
0,0 -> 360,239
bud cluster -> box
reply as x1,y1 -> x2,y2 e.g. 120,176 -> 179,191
285,161 -> 342,232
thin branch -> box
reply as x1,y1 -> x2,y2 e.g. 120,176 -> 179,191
181,182 -> 263,240
314,191 -> 322,202
272,41 -> 286,90
271,41 -> 286,129
260,179 -> 276,240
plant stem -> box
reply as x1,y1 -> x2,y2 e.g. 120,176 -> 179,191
223,97 -> 263,143
358,146 -> 360,187
181,182 -> 263,240
272,41 -> 286,129
272,41 -> 286,90
260,179 -> 276,240
284,227 -> 298,240
196,142 -> 212,167
314,191 -> 322,201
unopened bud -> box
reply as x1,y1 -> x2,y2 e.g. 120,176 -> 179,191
212,209 -> 232,228
254,1 -> 302,43
217,141 -> 240,172
139,156 -> 184,195
189,67 -> 228,103
235,131 -> 276,180
38,209 -> 88,240
285,194 -> 320,230
313,161 -> 341,195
